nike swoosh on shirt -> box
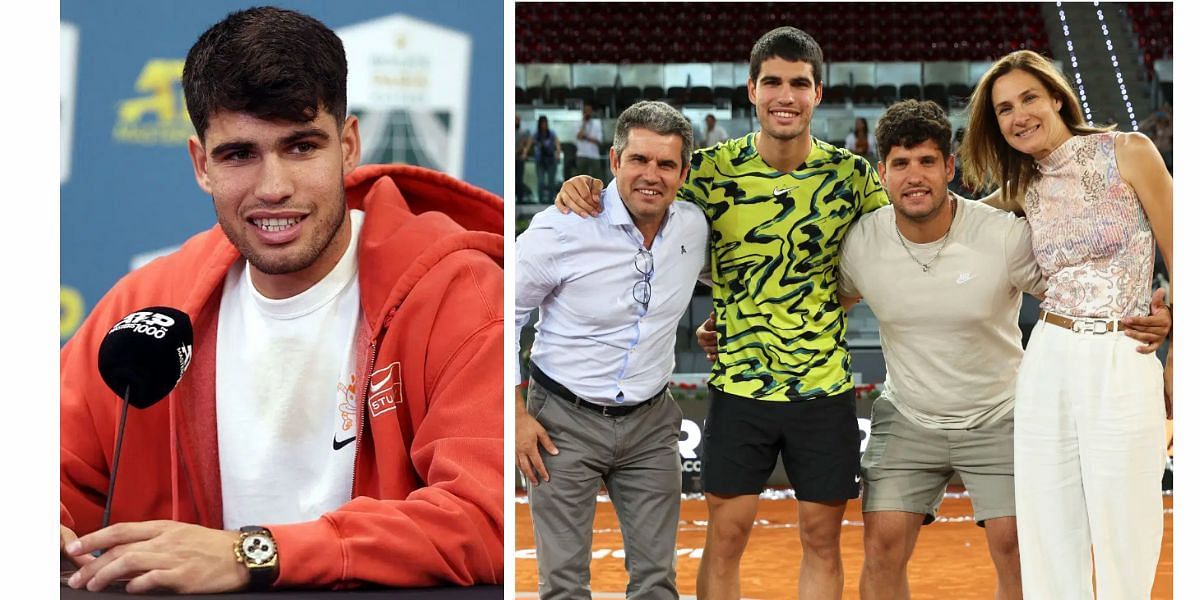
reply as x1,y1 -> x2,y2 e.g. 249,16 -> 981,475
333,435 -> 356,451
773,186 -> 797,196
369,371 -> 393,394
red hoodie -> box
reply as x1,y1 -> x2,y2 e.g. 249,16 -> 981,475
60,164 -> 503,589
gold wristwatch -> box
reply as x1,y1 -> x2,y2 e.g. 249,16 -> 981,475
233,525 -> 279,590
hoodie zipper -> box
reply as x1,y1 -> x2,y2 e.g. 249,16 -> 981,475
350,307 -> 396,496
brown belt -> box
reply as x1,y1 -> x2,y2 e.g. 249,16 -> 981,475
1039,310 -> 1126,334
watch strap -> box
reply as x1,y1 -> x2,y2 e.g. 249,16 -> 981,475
237,525 -> 279,591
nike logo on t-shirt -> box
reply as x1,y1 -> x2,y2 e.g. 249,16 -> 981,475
332,435 -> 356,451
773,186 -> 797,197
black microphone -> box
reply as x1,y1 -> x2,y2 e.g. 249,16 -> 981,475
94,307 -> 194,534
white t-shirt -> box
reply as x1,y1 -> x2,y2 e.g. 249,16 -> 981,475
838,199 -> 1046,429
576,118 -> 603,159
702,125 -> 729,148
216,210 -> 365,528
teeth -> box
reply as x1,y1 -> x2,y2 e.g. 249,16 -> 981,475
638,190 -> 661,196
253,217 -> 301,232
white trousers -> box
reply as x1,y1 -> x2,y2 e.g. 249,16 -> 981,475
1014,320 -> 1166,599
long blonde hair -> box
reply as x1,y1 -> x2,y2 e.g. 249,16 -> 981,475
960,50 -> 1113,208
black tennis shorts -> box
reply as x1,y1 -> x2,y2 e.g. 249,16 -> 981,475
701,385 -> 861,501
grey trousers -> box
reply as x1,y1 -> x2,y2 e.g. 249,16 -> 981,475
526,378 -> 683,600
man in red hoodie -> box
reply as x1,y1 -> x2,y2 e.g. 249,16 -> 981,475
60,7 -> 502,593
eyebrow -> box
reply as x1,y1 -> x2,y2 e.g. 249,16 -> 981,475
209,127 -> 332,156
210,140 -> 254,157
889,154 -> 938,164
760,74 -> 813,84
627,152 -> 678,167
280,127 -> 331,146
994,88 -> 1036,108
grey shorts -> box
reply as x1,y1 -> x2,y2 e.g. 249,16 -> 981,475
860,397 -> 1015,525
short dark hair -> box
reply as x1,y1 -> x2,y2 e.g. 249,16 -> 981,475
182,7 -> 348,142
875,100 -> 952,162
613,101 -> 694,169
749,27 -> 824,87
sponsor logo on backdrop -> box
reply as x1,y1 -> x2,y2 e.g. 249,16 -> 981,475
61,22 -> 79,184
113,59 -> 193,145
337,14 -> 471,178
60,286 -> 85,342
679,418 -> 702,474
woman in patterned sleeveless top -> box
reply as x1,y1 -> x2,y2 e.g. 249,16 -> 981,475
959,50 -> 1173,599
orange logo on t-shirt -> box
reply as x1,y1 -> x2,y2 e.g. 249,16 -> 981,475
337,374 -> 358,432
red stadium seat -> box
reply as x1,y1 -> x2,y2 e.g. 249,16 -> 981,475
516,2 -> 1056,65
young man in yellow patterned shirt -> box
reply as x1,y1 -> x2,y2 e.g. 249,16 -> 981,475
556,26 -> 888,600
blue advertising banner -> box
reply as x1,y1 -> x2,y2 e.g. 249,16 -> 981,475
60,0 -> 503,342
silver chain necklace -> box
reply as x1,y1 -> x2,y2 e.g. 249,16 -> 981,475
895,198 -> 956,273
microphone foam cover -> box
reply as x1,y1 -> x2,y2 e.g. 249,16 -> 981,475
97,307 -> 194,409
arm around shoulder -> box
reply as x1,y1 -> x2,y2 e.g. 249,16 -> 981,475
979,189 -> 1025,214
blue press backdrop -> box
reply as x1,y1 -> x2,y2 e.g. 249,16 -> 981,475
60,0 -> 503,342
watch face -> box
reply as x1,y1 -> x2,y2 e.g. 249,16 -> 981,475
240,534 -> 276,565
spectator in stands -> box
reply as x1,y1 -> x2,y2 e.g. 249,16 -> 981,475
845,116 -> 877,161
961,49 -> 1173,600
516,115 -> 533,204
947,126 -> 978,199
702,113 -> 730,147
533,116 -> 561,204
1141,100 -> 1172,171
574,102 -> 607,184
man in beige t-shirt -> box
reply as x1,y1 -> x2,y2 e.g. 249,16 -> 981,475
834,101 -> 1169,600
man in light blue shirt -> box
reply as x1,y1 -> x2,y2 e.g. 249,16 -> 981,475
515,101 -> 708,599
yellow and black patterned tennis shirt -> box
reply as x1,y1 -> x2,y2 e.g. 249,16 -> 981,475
679,133 -> 889,402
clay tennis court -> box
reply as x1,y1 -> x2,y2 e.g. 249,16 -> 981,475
515,488 -> 1173,598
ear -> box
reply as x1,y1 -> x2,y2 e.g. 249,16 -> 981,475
609,145 -> 620,174
945,153 -> 956,181
341,114 -> 362,174
876,159 -> 887,183
746,76 -> 758,107
187,135 -> 212,195
813,81 -> 823,108
1053,95 -> 1063,112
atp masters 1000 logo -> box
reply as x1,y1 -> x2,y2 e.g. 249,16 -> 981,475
112,59 -> 194,146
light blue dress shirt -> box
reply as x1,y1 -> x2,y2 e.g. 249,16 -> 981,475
515,180 -> 709,405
